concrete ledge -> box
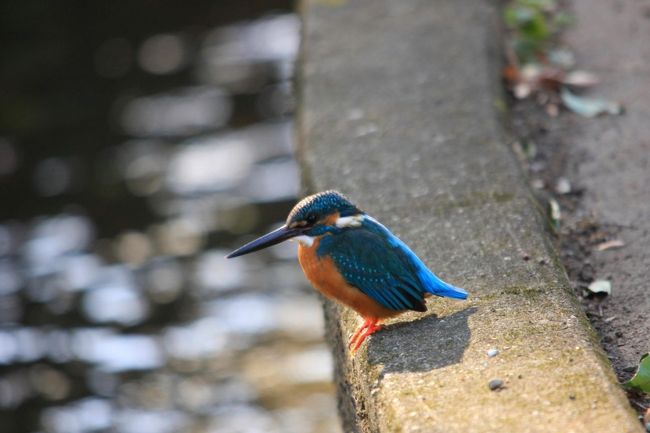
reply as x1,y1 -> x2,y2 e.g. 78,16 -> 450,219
297,0 -> 641,432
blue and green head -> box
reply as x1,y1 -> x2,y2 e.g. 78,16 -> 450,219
226,190 -> 363,257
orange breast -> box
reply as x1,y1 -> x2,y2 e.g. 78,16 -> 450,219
298,239 -> 398,319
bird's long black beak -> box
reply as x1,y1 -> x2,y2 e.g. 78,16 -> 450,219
226,225 -> 301,258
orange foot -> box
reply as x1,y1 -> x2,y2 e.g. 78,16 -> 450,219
348,317 -> 383,352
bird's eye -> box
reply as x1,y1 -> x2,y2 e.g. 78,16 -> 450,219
305,213 -> 318,225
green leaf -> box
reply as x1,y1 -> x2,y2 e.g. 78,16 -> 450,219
504,5 -> 535,28
520,10 -> 549,42
548,198 -> 560,228
512,38 -> 540,63
504,4 -> 549,40
623,353 -> 650,393
553,12 -> 574,28
520,0 -> 556,9
561,88 -> 623,117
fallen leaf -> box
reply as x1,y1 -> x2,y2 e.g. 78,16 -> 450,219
563,70 -> 599,87
536,67 -> 566,90
548,48 -> 575,68
587,280 -> 611,296
503,64 -> 519,83
555,177 -> 571,194
515,82 -> 533,99
504,63 -> 599,104
513,64 -> 544,98
505,64 -> 560,98
623,353 -> 650,393
561,88 -> 623,117
548,198 -> 561,227
595,239 -> 625,251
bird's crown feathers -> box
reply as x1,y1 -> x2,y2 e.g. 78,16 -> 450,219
287,190 -> 361,226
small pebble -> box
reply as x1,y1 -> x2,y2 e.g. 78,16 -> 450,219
555,177 -> 571,194
488,379 -> 504,391
531,179 -> 545,189
487,348 -> 499,357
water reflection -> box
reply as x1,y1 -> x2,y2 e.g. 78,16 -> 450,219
0,5 -> 340,433
120,87 -> 232,137
138,33 -> 190,76
42,398 -> 113,433
75,331 -> 163,372
198,14 -> 299,92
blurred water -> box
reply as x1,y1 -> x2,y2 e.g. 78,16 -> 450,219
0,3 -> 340,433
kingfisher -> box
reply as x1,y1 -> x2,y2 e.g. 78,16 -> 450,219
227,190 -> 468,352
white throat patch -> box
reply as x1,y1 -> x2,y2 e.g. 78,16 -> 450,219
335,214 -> 364,228
291,235 -> 315,247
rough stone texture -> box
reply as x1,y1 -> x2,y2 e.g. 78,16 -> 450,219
562,0 -> 650,376
297,0 -> 641,432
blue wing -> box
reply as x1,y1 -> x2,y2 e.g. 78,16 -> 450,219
366,217 -> 469,301
317,216 -> 468,312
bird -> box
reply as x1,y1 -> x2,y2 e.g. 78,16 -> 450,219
226,190 -> 468,352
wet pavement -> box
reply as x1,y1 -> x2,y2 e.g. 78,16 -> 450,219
0,3 -> 341,433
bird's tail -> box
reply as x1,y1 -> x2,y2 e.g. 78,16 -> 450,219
418,269 -> 468,300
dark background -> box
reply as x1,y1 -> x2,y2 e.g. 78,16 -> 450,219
0,1 -> 341,432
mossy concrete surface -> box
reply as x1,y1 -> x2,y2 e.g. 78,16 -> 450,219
297,0 -> 641,432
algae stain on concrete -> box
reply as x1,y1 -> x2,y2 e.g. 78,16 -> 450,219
500,285 -> 545,297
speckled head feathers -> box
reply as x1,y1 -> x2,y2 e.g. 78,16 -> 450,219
287,190 -> 362,226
